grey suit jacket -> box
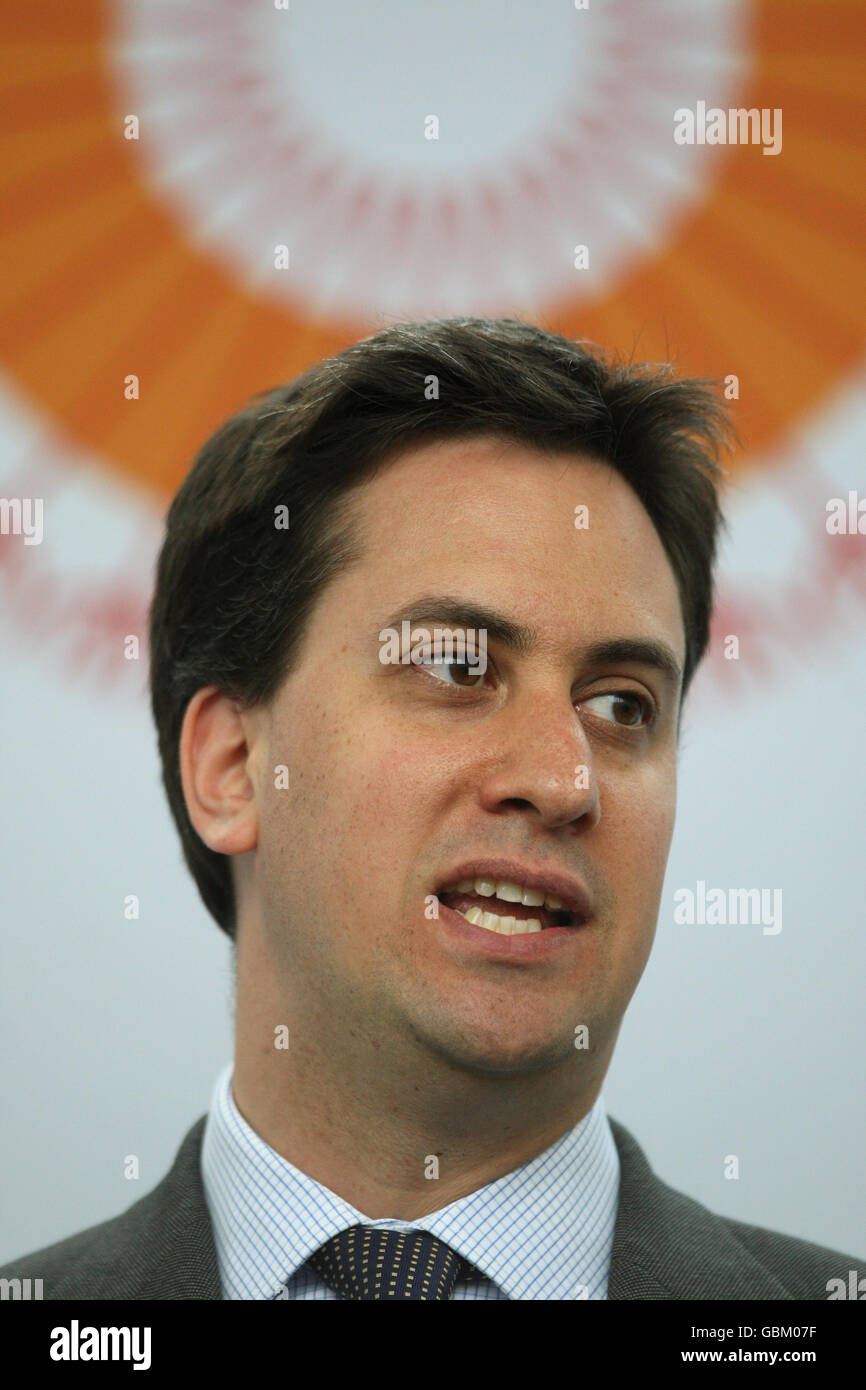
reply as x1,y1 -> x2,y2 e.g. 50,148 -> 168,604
0,1116 -> 859,1300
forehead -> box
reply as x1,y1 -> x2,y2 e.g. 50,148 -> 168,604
343,434 -> 686,660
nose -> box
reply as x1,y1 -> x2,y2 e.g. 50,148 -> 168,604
476,687 -> 601,832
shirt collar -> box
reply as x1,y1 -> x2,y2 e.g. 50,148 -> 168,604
201,1062 -> 619,1300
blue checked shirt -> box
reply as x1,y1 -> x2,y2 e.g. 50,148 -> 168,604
201,1062 -> 620,1300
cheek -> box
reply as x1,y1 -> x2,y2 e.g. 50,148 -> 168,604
601,764 -> 677,918
257,700 -> 447,910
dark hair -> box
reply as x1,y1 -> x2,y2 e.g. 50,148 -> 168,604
149,316 -> 733,938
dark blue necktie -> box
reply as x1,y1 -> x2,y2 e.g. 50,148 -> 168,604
308,1224 -> 478,1300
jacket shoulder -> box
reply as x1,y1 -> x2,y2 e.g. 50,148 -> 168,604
608,1118 -> 862,1301
0,1116 -> 221,1300
719,1212 -> 861,1300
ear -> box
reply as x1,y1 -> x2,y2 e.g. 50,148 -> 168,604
179,686 -> 259,856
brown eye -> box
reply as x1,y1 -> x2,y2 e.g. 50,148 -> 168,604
582,692 -> 652,727
419,657 -> 486,689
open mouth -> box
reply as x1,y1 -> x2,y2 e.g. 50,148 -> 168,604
438,887 -> 581,936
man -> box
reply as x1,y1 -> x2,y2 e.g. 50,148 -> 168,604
2,317 -> 860,1299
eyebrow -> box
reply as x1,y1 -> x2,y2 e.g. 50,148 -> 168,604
375,595 -> 684,688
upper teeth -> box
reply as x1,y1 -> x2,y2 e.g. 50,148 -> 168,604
451,877 -> 568,912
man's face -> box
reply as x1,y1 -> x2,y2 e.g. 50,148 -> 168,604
246,437 -> 685,1077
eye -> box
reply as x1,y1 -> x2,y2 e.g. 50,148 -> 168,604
414,655 -> 488,690
580,691 -> 653,728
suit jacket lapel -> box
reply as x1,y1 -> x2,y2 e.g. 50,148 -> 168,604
120,1116 -> 222,1300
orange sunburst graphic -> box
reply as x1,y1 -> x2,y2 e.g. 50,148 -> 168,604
0,0 -> 864,499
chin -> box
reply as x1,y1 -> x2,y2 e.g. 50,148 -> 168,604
426,1021 -> 579,1078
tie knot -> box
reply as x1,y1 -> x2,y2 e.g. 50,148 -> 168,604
308,1224 -> 474,1300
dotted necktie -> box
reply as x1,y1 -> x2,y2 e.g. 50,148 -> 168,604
308,1225 -> 477,1300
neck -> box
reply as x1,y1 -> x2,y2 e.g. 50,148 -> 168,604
232,923 -> 612,1220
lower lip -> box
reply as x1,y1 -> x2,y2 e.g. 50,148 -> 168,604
435,901 -> 590,961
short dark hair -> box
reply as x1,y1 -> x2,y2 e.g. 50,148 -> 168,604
149,316 -> 733,938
